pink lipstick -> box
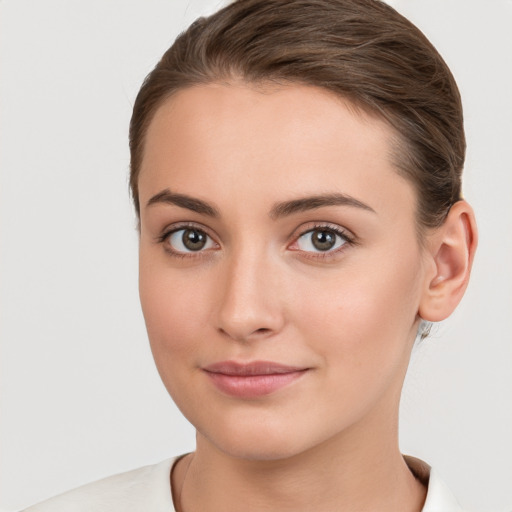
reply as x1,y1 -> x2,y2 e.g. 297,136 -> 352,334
202,361 -> 308,399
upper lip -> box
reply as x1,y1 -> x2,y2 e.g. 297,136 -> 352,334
203,361 -> 307,376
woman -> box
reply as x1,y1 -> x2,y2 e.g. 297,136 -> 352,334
23,0 -> 478,510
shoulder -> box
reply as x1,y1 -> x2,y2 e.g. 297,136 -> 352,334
22,457 -> 178,512
423,467 -> 468,512
405,455 -> 467,512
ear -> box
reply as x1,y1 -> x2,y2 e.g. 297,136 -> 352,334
418,200 -> 478,322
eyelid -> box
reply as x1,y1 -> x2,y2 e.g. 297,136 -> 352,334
289,222 -> 356,242
156,221 -> 216,241
155,220 -> 356,259
156,221 -> 220,256
287,222 -> 357,256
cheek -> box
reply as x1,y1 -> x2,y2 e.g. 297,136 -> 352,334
293,249 -> 423,368
139,263 -> 210,369
138,267 -> 214,419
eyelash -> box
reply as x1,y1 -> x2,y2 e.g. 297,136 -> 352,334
291,223 -> 356,260
156,222 -> 216,260
156,222 -> 356,260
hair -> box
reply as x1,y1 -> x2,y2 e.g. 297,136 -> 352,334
129,0 -> 465,232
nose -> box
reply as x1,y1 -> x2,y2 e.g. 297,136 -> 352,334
214,248 -> 285,343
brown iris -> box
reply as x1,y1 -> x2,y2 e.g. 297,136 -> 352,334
182,229 -> 208,251
311,229 -> 337,251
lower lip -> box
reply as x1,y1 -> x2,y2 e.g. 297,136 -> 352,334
204,370 -> 308,399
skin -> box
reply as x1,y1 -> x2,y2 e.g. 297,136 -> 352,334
137,83 -> 477,512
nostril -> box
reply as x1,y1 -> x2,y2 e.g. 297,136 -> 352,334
217,326 -> 274,342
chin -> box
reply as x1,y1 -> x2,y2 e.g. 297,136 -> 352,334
194,411 -> 339,463
206,432 -> 309,462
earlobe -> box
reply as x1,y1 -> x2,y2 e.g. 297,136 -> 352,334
418,200 -> 478,322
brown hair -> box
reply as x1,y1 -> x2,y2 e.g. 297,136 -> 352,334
129,0 -> 465,230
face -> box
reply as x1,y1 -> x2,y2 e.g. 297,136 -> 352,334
138,83 -> 429,461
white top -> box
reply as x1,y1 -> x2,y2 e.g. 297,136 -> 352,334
22,456 -> 465,511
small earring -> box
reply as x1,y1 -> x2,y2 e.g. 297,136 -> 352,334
417,319 -> 432,342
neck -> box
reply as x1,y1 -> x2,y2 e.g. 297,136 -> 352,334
174,411 -> 427,512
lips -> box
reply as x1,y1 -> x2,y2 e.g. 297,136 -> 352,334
202,361 -> 309,398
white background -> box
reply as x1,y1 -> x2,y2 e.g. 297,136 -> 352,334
1,1 -> 511,511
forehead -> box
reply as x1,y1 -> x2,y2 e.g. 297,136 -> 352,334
139,82 -> 415,219
144,82 -> 389,163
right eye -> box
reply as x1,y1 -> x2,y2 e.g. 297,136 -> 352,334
165,228 -> 217,253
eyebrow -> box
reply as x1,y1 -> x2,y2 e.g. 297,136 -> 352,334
269,193 -> 376,219
146,189 -> 219,217
146,189 -> 375,219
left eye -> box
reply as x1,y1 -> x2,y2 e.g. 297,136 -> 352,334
166,228 -> 216,253
295,228 -> 347,252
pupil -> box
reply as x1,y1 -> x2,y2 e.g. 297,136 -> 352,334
312,230 -> 336,251
183,229 -> 206,251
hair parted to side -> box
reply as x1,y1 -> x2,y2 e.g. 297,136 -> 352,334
129,0 -> 465,231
